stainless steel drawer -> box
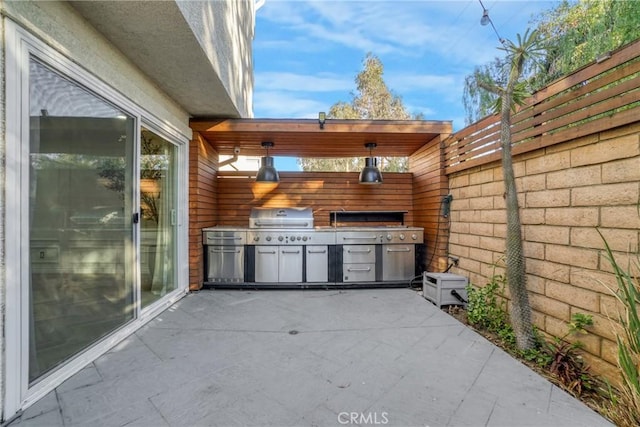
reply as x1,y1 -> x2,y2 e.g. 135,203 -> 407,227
204,230 -> 247,246
343,263 -> 375,282
343,245 -> 375,264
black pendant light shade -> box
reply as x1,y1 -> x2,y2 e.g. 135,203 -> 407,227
359,143 -> 383,184
256,142 -> 279,183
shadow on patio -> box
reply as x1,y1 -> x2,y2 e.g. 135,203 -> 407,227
10,289 -> 612,427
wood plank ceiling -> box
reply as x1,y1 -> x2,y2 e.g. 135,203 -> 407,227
190,118 -> 453,158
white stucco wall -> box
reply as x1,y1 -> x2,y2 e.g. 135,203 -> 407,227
0,1 -> 195,420
177,0 -> 255,117
2,0 -> 192,137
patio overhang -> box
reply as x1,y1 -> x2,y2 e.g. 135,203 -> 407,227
190,118 -> 453,158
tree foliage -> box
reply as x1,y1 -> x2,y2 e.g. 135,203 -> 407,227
464,0 -> 640,124
298,53 -> 417,173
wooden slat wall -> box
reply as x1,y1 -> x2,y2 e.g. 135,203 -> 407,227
188,132 -> 219,290
216,172 -> 414,227
444,39 -> 640,174
410,136 -> 449,272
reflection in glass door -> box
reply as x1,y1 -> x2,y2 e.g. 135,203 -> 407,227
140,128 -> 177,307
28,59 -> 135,382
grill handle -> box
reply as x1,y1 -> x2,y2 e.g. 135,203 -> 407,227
342,236 -> 377,241
254,220 -> 310,227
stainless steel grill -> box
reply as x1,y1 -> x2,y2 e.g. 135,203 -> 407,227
203,208 -> 424,287
249,207 -> 313,229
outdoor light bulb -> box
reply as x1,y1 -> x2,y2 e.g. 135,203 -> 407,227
481,10 -> 490,26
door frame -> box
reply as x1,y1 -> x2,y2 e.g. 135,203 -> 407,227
4,19 -> 189,419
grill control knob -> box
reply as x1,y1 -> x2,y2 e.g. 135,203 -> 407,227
277,236 -> 283,242
411,234 -> 418,240
386,234 -> 393,241
296,236 -> 302,241
253,236 -> 260,242
399,233 -> 405,240
302,236 -> 308,241
290,235 -> 295,241
266,236 -> 272,242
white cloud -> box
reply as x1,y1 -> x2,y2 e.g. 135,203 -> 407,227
256,71 -> 353,92
253,90 -> 330,118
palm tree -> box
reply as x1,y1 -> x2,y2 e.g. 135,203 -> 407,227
480,29 -> 545,350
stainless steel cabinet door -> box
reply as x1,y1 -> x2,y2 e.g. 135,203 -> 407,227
207,246 -> 244,282
255,246 -> 279,282
306,246 -> 328,282
382,244 -> 415,281
279,246 -> 303,282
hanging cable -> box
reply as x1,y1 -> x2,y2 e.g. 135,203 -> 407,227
478,0 -> 506,45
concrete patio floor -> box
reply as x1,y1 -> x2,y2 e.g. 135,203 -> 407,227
10,288 -> 613,427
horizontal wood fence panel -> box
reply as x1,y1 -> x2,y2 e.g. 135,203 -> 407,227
444,39 -> 640,174
216,172 -> 415,227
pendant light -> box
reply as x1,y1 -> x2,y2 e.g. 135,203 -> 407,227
256,141 -> 280,183
359,142 -> 383,185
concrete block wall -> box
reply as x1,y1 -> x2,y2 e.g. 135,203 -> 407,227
447,122 -> 640,380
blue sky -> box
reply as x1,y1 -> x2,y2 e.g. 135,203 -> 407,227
252,0 -> 560,169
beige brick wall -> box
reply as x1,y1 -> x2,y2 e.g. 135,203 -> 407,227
447,122 -> 640,381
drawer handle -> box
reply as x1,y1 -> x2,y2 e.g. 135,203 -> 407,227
386,248 -> 411,253
207,236 -> 243,241
258,250 -> 277,254
282,250 -> 301,254
347,267 -> 371,272
211,248 -> 241,253
348,249 -> 371,253
307,249 -> 327,254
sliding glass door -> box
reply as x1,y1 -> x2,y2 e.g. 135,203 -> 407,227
28,59 -> 136,382
140,128 -> 177,307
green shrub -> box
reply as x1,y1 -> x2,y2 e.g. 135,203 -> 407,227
599,232 -> 640,427
465,273 -> 508,333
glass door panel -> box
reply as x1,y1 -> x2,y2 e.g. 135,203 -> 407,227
140,128 -> 177,307
28,59 -> 135,382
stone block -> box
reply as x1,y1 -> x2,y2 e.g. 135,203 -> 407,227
546,165 -> 601,189
546,280 -> 600,312
520,208 -> 545,225
525,189 -> 570,208
571,136 -> 640,167
469,169 -> 494,185
545,244 -> 599,269
571,182 -> 639,206
530,292 -> 570,321
545,208 -> 599,227
570,227 -> 638,252
527,259 -> 570,283
517,174 -> 546,191
602,156 -> 640,183
525,225 -> 570,245
601,206 -> 640,229
469,222 -> 493,236
526,151 -> 570,174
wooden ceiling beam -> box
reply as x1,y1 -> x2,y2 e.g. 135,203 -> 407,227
190,118 -> 452,158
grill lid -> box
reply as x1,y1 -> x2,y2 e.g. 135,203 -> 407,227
249,207 -> 314,229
